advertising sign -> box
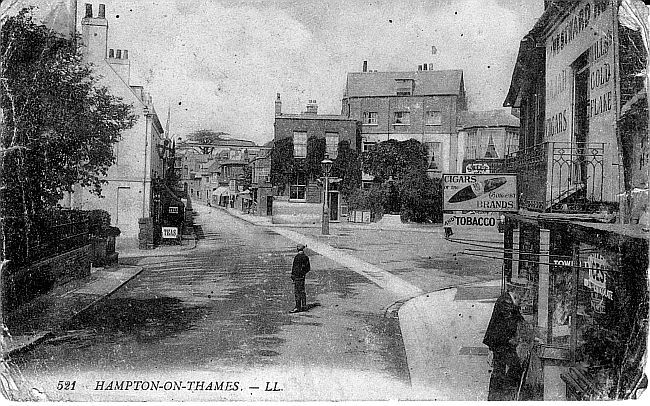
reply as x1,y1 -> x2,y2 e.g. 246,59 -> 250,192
443,173 -> 518,212
168,206 -> 179,214
443,213 -> 499,228
162,227 -> 178,239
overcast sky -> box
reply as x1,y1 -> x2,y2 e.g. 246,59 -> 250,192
3,0 -> 544,145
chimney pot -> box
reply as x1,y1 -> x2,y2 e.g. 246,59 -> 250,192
363,61 -> 368,72
98,4 -> 106,18
418,65 -> 422,71
275,93 -> 282,115
108,49 -> 114,58
429,63 -> 433,70
85,3 -> 93,18
116,49 -> 122,59
423,63 -> 428,71
123,50 -> 128,59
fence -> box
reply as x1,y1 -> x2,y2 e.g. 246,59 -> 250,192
2,208 -> 90,267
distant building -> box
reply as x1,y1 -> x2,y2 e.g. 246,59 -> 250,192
66,4 -> 168,245
341,64 -> 467,177
175,135 -> 270,208
458,109 -> 520,174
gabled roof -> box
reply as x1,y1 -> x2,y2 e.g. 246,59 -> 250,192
460,110 -> 520,129
345,69 -> 464,98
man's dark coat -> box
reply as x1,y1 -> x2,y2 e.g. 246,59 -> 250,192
291,251 -> 310,280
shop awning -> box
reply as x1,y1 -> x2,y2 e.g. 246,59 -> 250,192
212,186 -> 230,197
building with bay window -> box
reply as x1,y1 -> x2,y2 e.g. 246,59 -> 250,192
458,109 -> 520,173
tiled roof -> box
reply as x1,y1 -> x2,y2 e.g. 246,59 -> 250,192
460,110 -> 520,128
345,69 -> 464,97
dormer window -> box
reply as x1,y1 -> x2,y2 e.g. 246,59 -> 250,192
395,79 -> 414,96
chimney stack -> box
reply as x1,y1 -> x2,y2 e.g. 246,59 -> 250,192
275,93 -> 282,116
305,99 -> 318,115
81,3 -> 108,64
363,61 -> 368,72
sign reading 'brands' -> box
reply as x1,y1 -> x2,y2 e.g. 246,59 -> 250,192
443,173 -> 518,212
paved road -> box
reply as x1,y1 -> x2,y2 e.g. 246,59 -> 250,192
10,208 -> 413,401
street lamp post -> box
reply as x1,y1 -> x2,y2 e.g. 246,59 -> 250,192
321,157 -> 333,235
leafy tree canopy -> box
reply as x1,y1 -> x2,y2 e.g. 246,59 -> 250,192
332,140 -> 361,198
363,139 -> 428,182
0,8 -> 137,210
187,129 -> 231,144
185,129 -> 232,155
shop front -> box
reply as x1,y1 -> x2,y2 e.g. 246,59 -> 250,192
504,215 -> 649,400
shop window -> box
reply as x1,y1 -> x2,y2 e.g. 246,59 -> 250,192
290,172 -> 306,200
293,131 -> 307,158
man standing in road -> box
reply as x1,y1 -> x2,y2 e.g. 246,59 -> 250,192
290,243 -> 310,313
483,286 -> 525,400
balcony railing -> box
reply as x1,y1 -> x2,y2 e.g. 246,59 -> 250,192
505,142 -> 605,213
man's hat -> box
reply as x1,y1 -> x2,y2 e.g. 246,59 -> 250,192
296,243 -> 306,251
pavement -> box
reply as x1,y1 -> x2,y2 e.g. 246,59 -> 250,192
1,240 -> 197,358
2,204 -> 503,401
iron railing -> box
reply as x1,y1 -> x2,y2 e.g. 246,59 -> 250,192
505,142 -> 605,212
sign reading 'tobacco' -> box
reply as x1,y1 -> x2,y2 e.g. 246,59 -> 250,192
443,173 -> 518,212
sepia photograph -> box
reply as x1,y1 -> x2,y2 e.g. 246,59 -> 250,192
0,0 -> 648,401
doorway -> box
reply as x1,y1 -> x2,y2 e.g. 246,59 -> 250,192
329,191 -> 339,222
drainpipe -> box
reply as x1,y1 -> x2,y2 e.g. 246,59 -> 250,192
143,109 -> 150,218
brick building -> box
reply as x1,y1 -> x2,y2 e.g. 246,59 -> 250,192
341,63 -> 467,176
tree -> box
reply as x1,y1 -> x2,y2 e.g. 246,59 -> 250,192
363,139 -> 428,182
270,137 -> 295,195
399,170 -> 443,223
332,140 -> 361,199
186,129 -> 231,154
0,9 -> 136,262
362,139 -> 440,221
305,136 -> 325,180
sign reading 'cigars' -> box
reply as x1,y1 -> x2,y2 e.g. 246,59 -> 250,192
443,173 -> 518,212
